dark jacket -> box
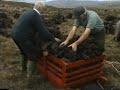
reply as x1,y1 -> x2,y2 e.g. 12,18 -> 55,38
11,9 -> 55,42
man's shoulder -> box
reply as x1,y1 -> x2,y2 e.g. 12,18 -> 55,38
26,9 -> 36,14
87,10 -> 99,19
25,9 -> 41,19
21,9 -> 35,16
88,10 -> 97,15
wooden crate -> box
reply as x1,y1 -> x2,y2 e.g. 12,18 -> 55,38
37,54 -> 105,88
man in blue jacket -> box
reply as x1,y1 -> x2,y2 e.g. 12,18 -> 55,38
11,2 -> 60,77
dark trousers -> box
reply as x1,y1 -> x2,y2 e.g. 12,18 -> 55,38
92,28 -> 105,52
12,37 -> 42,61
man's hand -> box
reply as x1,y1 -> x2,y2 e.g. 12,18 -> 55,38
55,38 -> 61,43
59,40 -> 68,47
68,43 -> 78,51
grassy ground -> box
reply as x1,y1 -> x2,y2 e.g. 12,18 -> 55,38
0,1 -> 120,90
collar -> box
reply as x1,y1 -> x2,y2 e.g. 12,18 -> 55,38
82,8 -> 88,16
33,8 -> 40,15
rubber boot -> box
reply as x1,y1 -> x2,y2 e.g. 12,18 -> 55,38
27,60 -> 36,78
19,53 -> 27,72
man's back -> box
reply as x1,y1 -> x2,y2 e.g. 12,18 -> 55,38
11,10 -> 39,41
87,10 -> 104,32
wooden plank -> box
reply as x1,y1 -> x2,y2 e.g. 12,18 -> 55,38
67,55 -> 104,69
47,54 -> 68,66
66,62 -> 104,77
66,67 -> 103,82
47,71 -> 65,88
47,61 -> 63,74
37,64 -> 48,78
47,66 -> 63,78
38,61 -> 43,66
66,72 -> 102,87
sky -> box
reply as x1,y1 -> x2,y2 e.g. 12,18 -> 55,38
4,0 -> 119,1
4,0 -> 120,3
45,0 -> 119,1
46,0 -> 119,2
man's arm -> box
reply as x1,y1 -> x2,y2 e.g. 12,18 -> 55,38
75,28 -> 91,45
66,26 -> 77,42
33,14 -> 55,42
69,28 -> 91,51
60,26 -> 77,46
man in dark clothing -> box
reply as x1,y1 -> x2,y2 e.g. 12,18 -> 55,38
60,6 -> 105,52
11,2 -> 60,77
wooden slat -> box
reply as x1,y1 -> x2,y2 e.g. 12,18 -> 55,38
47,61 -> 62,74
37,65 -> 48,77
47,54 -> 68,66
66,72 -> 102,87
67,55 -> 104,69
38,61 -> 43,66
47,66 -> 63,78
47,71 -> 65,88
66,62 -> 104,77
38,57 -> 46,63
66,67 -> 103,82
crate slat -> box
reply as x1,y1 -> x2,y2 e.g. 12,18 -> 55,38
67,55 -> 105,69
47,61 -> 62,74
47,71 -> 65,88
37,64 -> 47,77
65,67 -> 103,82
66,72 -> 102,87
66,62 -> 104,77
47,55 -> 68,66
47,66 -> 63,78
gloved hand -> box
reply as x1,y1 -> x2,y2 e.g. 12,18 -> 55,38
59,40 -> 68,47
43,51 -> 48,56
55,38 -> 61,43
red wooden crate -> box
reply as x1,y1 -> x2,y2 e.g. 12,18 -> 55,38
37,54 -> 105,88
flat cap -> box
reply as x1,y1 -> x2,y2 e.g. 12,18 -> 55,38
73,6 -> 85,19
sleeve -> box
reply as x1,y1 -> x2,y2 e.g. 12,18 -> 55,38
73,19 -> 80,28
33,14 -> 55,42
86,15 -> 97,30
